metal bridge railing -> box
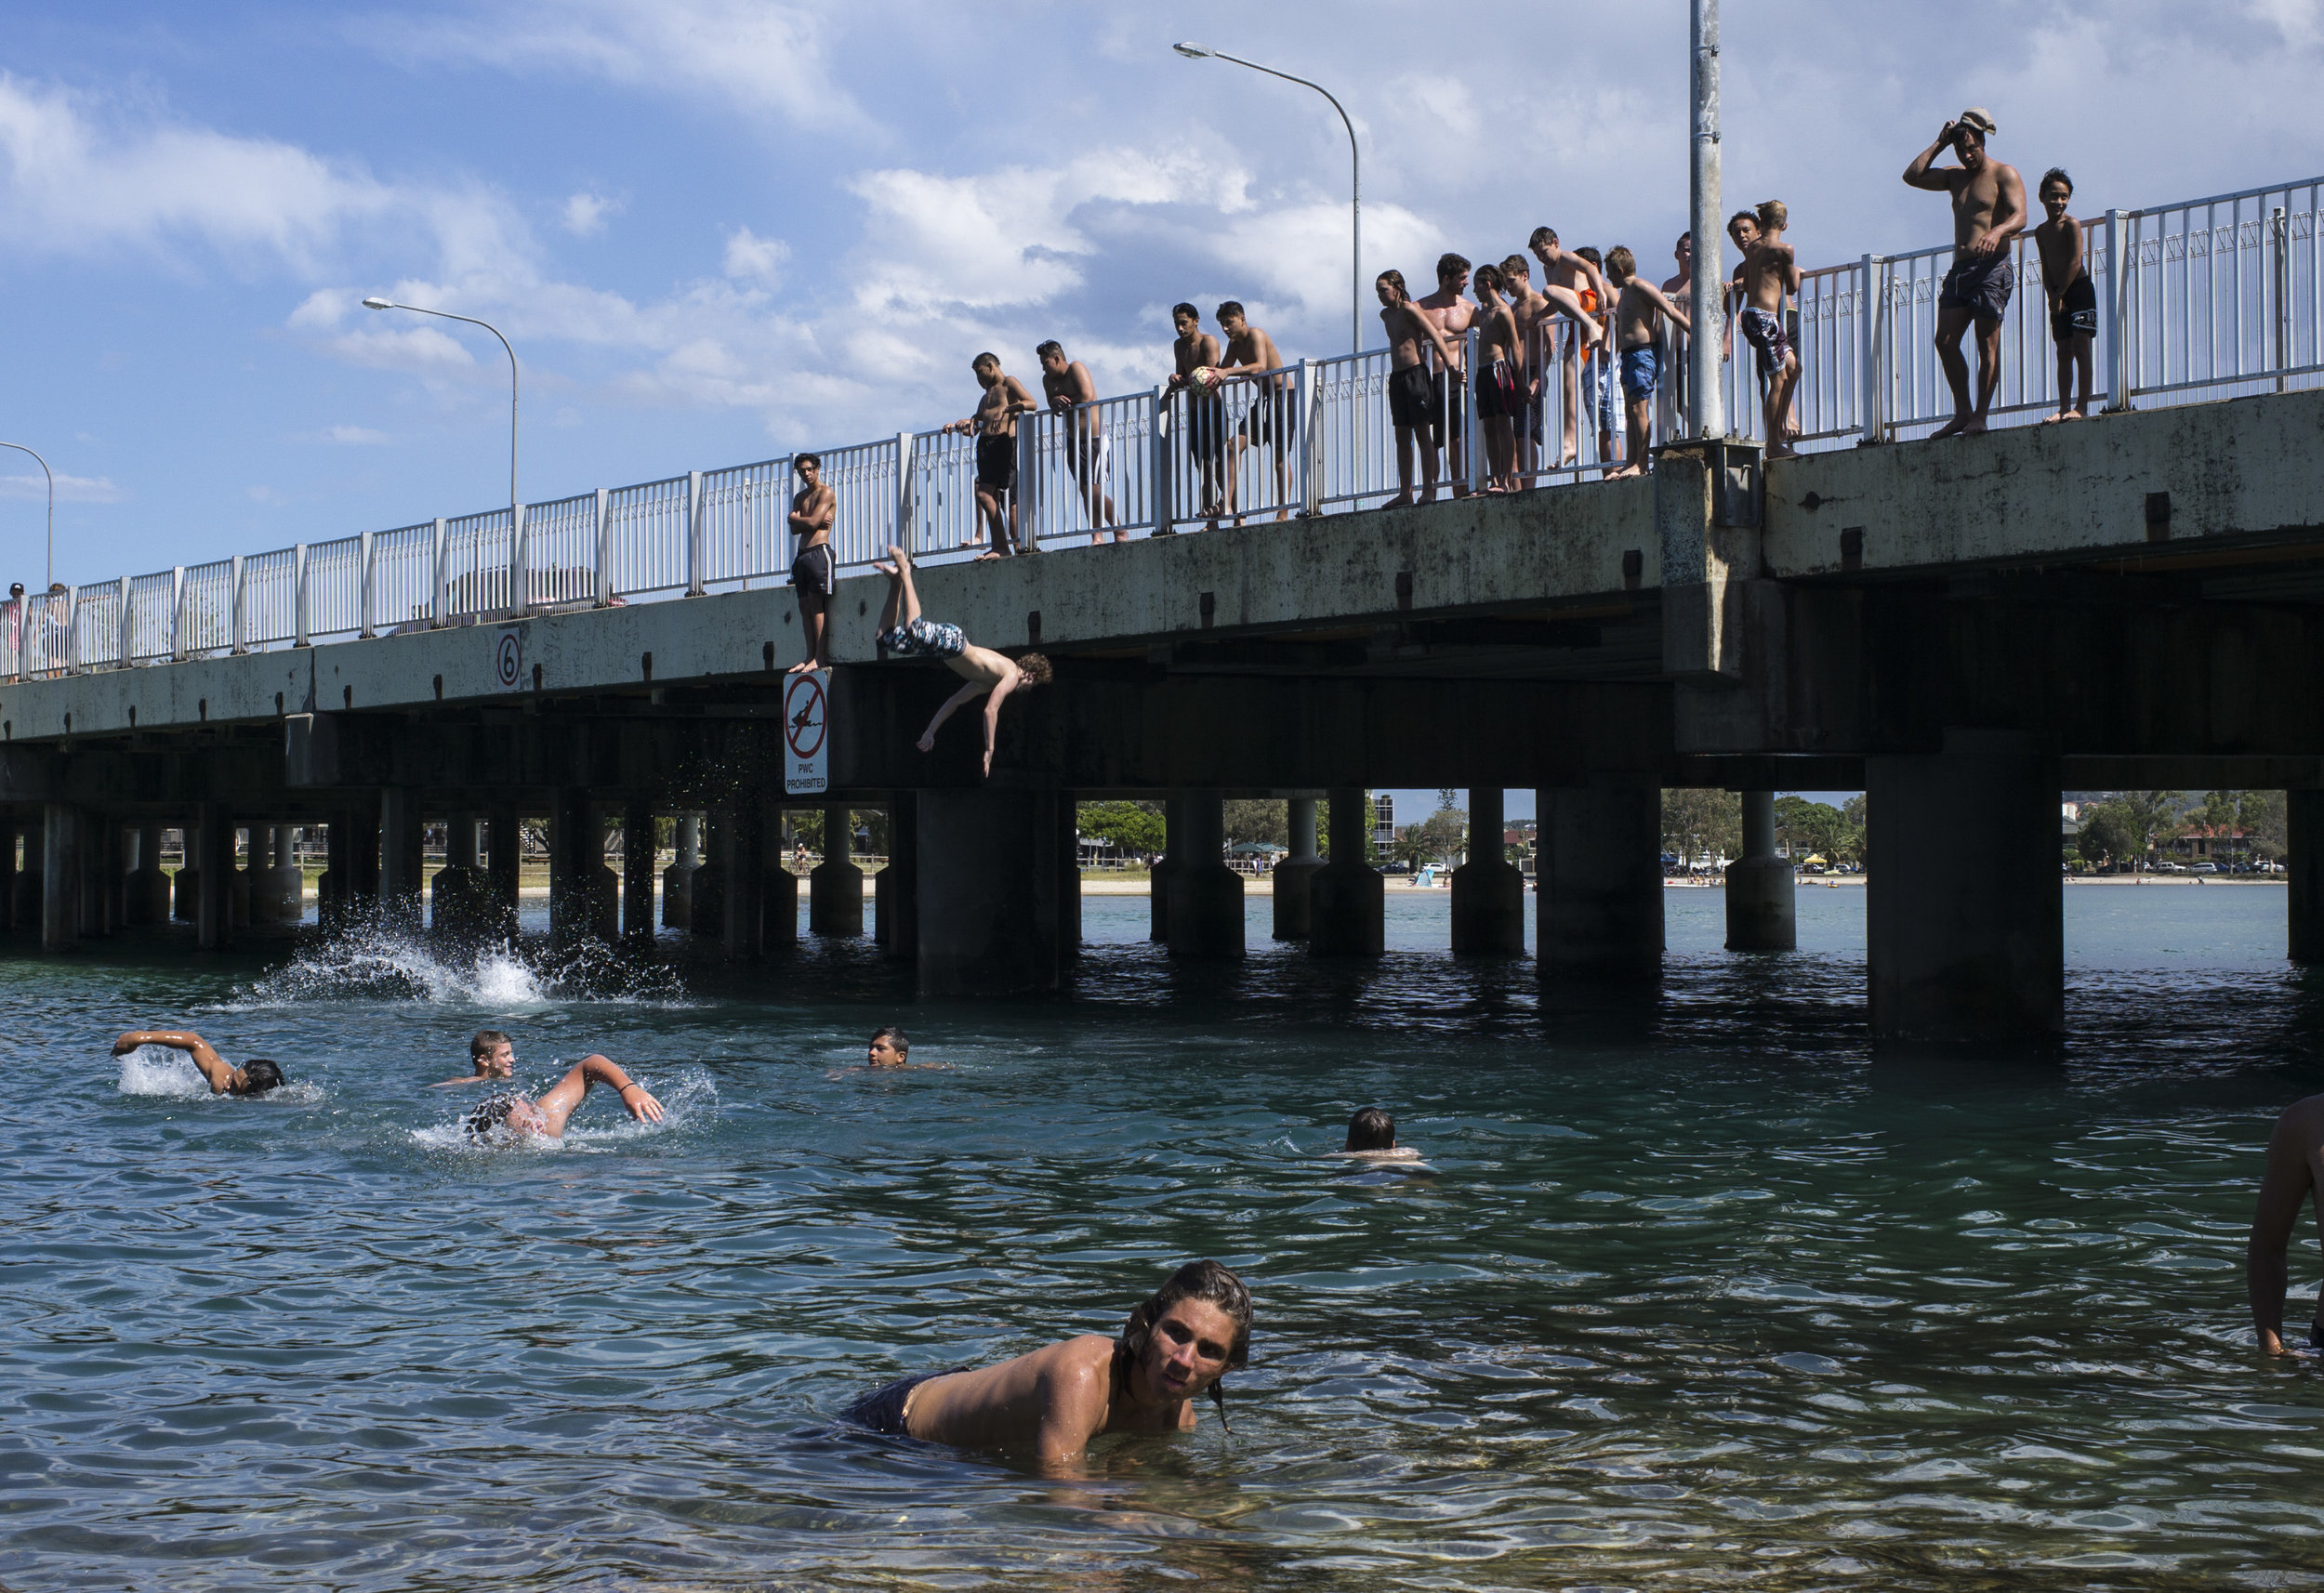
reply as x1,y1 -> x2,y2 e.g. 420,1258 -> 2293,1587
16,170 -> 2324,681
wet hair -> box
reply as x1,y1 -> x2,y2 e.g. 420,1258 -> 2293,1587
1114,1259 -> 1253,1429
1035,339 -> 1064,362
1376,268 -> 1410,301
795,452 -> 822,472
240,1059 -> 285,1095
1499,254 -> 1531,281
470,1028 -> 510,1060
1473,263 -> 1504,296
1604,245 -> 1635,283
1436,252 -> 1471,280
1345,1106 -> 1395,1151
971,351 -> 1000,370
870,1024 -> 909,1058
465,1092 -> 522,1138
1528,225 -> 1558,248
2040,166 -> 2073,197
1755,199 -> 1787,232
1215,300 -> 1246,323
1171,301 -> 1200,323
1013,652 -> 1052,687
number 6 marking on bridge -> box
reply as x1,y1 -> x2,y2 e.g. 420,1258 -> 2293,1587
495,630 -> 522,691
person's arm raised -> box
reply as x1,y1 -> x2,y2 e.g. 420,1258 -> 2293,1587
2249,1105 -> 2315,1355
1903,125 -> 1959,190
113,1029 -> 235,1093
582,1053 -> 664,1122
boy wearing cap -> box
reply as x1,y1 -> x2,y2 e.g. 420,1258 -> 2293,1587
1903,108 -> 2028,439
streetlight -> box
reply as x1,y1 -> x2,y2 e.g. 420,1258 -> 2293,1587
1174,42 -> 1362,357
361,296 -> 521,512
1686,0 -> 1725,439
0,441 -> 55,588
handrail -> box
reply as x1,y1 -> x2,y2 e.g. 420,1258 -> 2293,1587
10,169 -> 2323,683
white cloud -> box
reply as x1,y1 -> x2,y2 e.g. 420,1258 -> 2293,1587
722,226 -> 788,283
0,471 -> 123,503
322,425 -> 390,444
561,191 -> 618,235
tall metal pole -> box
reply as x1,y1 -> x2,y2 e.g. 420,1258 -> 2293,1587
0,441 -> 56,587
362,299 -> 519,511
1175,46 -> 1361,356
1687,0 -> 1726,439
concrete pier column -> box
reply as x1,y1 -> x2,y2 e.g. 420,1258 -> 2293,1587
250,825 -> 297,923
43,804 -> 83,951
1273,796 -> 1325,941
878,793 -> 919,963
78,820 -> 112,938
720,803 -> 766,961
0,818 -> 15,932
622,802 -> 658,943
1867,729 -> 2062,1044
693,812 -> 728,937
227,827 -> 252,932
1536,779 -> 1663,979
430,813 -> 488,938
347,802 -> 381,918
1309,786 -> 1385,956
95,823 -> 125,935
663,813 -> 699,929
1724,790 -> 1797,952
1166,788 -> 1244,959
549,791 -> 617,947
1058,791 -> 1080,965
2291,791 -> 2324,965
194,804 -> 233,951
810,805 -> 864,936
172,821 -> 198,922
1150,797 -> 1182,942
379,790 -> 424,933
16,821 -> 44,931
918,785 -> 1065,995
125,823 -> 165,926
1451,787 -> 1525,954
319,817 -> 348,928
485,805 -> 521,940
765,809 -> 799,951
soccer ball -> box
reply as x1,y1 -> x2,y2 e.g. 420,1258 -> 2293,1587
1188,365 -> 1217,388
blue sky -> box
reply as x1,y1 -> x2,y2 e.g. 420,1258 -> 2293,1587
4,0 -> 2320,676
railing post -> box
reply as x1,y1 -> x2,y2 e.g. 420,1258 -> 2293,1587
508,503 -> 528,616
1461,328 -> 1481,489
230,555 -> 247,655
359,531 -> 376,639
1857,254 -> 1882,443
594,486 -> 613,606
1153,384 -> 1173,536
431,517 -> 448,627
169,566 -> 185,663
2274,204 -> 2291,392
117,574 -> 131,667
294,544 -> 310,648
64,586 -> 80,674
1016,415 -> 1038,552
1298,358 -> 1323,517
894,431 -> 915,560
17,594 -> 31,678
685,470 -> 706,597
2105,207 -> 2133,413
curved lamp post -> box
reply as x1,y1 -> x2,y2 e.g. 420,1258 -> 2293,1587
0,441 -> 55,587
1174,43 -> 1361,357
361,297 -> 521,511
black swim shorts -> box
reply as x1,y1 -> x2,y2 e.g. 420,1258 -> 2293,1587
789,541 -> 837,599
1182,390 -> 1227,464
1938,253 -> 2016,323
1432,369 -> 1468,439
1387,362 -> 1433,429
839,1365 -> 970,1437
2051,272 -> 2098,344
1238,387 -> 1296,448
976,433 -> 1016,494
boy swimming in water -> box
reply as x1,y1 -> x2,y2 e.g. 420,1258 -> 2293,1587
112,1029 -> 286,1096
1332,1105 -> 1421,1161
462,1053 -> 664,1140
872,546 -> 1051,779
431,1028 -> 516,1087
839,1258 -> 1251,1471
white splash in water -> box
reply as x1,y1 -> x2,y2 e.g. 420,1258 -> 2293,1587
113,1045 -> 324,1103
223,917 -> 688,1009
409,1069 -> 719,1153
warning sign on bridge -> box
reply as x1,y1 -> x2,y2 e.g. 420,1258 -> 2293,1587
783,669 -> 829,795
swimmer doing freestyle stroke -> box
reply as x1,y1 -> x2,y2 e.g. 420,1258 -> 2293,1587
112,1029 -> 286,1096
840,1259 -> 1252,1471
462,1053 -> 664,1140
873,545 -> 1051,779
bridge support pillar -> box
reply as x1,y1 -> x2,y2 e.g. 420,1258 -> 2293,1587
14,822 -> 40,931
550,791 -> 617,948
78,820 -> 112,938
918,785 -> 1065,996
1167,788 -> 1244,958
810,805 -> 864,936
430,813 -> 490,938
484,805 -> 520,940
173,820 -> 199,923
1309,787 -> 1385,957
194,804 -> 233,951
1149,797 -> 1181,943
251,825 -> 299,923
1451,787 -> 1525,954
1058,791 -> 1080,965
1537,779 -> 1663,980
720,802 -> 766,961
228,828 -> 251,932
693,813 -> 727,938
43,804 -> 83,951
379,791 -> 424,934
0,818 -> 15,933
1273,796 -> 1325,941
878,794 -> 919,962
663,813 -> 698,929
125,823 -> 167,926
1868,729 -> 2062,1044
765,811 -> 799,951
2291,791 -> 2324,965
1724,790 -> 1797,952
622,802 -> 657,944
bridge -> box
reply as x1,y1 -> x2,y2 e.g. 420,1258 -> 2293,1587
2,169 -> 2321,1044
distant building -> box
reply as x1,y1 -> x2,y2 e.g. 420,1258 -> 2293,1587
1371,792 -> 1394,848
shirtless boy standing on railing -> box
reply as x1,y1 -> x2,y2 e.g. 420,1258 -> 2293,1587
1037,340 -> 1119,544
1214,302 -> 1293,524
